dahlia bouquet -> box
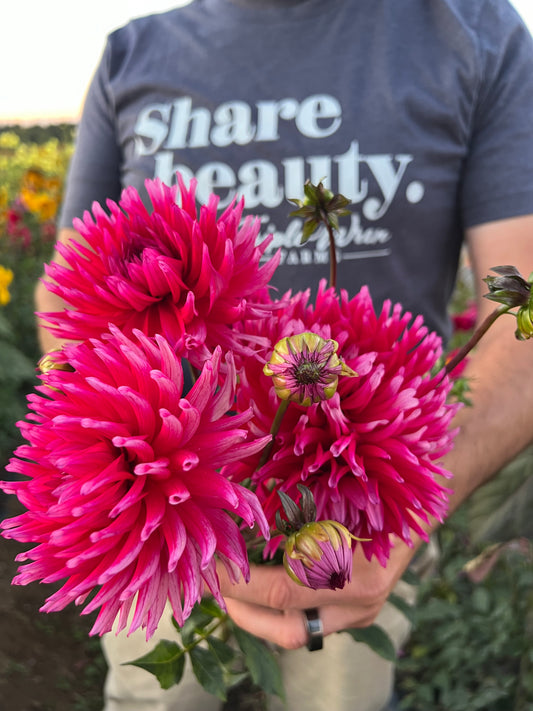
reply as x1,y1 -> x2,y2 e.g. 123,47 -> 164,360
1,176 -> 532,700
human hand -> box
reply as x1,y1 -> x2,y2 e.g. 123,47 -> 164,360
218,537 -> 418,650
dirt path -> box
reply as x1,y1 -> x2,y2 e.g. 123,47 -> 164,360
0,496 -> 106,711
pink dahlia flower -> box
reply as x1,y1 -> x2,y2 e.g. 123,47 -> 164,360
231,281 -> 459,565
39,176 -> 279,367
1,327 -> 270,638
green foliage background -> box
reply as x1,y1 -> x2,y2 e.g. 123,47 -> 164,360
0,124 -> 74,473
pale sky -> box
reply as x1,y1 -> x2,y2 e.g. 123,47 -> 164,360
1,0 -> 533,124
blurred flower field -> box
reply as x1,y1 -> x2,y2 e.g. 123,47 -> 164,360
0,129 -> 73,472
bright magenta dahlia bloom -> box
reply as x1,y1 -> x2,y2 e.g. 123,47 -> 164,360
39,176 -> 279,367
231,281 -> 459,565
1,327 -> 270,638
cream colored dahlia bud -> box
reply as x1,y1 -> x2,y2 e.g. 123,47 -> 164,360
263,332 -> 356,406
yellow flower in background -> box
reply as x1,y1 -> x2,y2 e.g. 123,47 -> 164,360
0,136 -> 72,209
19,168 -> 61,222
0,131 -> 20,151
0,265 -> 14,306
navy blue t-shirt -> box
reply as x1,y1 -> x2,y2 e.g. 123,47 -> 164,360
59,0 -> 533,340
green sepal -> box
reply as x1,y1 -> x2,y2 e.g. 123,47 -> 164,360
343,624 -> 397,662
300,217 -> 320,244
189,645 -> 228,701
126,639 -> 186,690
483,265 -> 531,308
233,625 -> 285,699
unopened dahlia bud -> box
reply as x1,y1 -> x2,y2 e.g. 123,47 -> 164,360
516,302 -> 533,340
284,520 -> 357,591
289,180 -> 351,244
263,332 -> 356,406
483,265 -> 531,309
483,266 -> 533,340
37,348 -> 74,375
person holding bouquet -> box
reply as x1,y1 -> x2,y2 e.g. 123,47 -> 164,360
31,1 -> 533,710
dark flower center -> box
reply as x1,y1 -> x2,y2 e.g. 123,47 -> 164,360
328,571 -> 347,590
294,360 -> 323,385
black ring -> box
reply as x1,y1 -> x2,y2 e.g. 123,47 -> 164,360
303,608 -> 323,651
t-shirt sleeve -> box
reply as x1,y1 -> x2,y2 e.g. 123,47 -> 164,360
461,0 -> 533,228
58,39 -> 122,229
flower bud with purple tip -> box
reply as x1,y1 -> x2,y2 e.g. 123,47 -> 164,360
284,519 -> 357,590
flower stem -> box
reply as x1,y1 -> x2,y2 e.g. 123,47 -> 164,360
257,399 -> 290,469
181,616 -> 228,653
321,210 -> 337,290
444,304 -> 511,376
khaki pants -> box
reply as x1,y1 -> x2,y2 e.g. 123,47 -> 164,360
101,579 -> 415,711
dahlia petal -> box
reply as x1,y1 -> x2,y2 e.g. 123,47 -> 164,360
180,502 -> 217,568
152,409 -> 185,451
134,459 -> 172,479
97,528 -> 146,583
109,476 -> 146,518
121,534 -> 163,597
112,436 -> 155,462
145,569 -> 170,639
161,508 -> 187,573
165,479 -> 192,505
140,494 -> 167,541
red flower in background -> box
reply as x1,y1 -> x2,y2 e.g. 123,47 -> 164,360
39,177 -> 279,367
451,302 -> 477,332
1,328 -> 270,638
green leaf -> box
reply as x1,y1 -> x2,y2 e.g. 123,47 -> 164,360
0,341 -> 35,383
0,312 -> 14,340
189,645 -> 227,701
199,597 -> 226,619
469,446 -> 533,542
471,586 -> 491,614
233,625 -> 284,699
207,635 -> 235,665
226,671 -> 250,689
388,592 -> 417,625
401,568 -> 421,587
126,639 -> 185,690
177,604 -> 217,646
344,624 -> 397,662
